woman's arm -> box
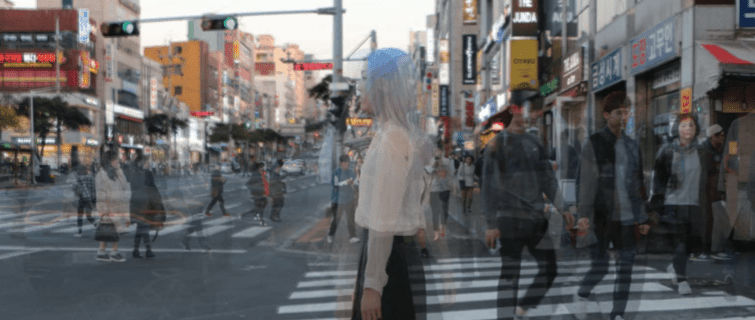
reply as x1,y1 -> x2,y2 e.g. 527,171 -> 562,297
363,230 -> 393,295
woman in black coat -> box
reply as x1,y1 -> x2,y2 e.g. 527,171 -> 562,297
128,155 -> 166,258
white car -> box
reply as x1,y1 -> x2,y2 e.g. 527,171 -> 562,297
281,160 -> 305,175
219,163 -> 232,174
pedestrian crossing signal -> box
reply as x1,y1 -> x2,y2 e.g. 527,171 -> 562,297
201,16 -> 238,31
100,21 -> 140,37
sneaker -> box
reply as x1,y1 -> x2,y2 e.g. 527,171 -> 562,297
349,237 -> 361,243
223,214 -> 231,218
326,235 -> 333,244
96,253 -> 110,261
691,253 -> 712,261
571,292 -> 589,320
73,233 -> 83,238
678,281 -> 692,295
613,316 -> 625,320
667,263 -> 678,285
109,252 -> 125,262
270,216 -> 282,223
712,252 -> 735,260
204,212 -> 212,217
145,250 -> 156,258
132,250 -> 143,259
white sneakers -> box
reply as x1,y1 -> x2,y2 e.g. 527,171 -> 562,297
571,292 -> 589,320
349,237 -> 361,243
678,281 -> 692,295
326,235 -> 333,244
667,263 -> 678,285
73,233 -> 82,238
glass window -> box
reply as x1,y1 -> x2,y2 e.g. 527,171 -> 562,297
35,34 -> 49,42
175,86 -> 183,95
3,34 -> 18,42
19,34 -> 33,42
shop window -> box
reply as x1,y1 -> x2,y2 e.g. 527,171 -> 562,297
174,86 -> 183,95
651,90 -> 680,155
35,34 -> 49,42
173,46 -> 182,54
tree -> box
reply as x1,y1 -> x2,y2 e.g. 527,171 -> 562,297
308,74 -> 332,105
15,97 -> 91,159
144,114 -> 189,143
0,105 -> 21,141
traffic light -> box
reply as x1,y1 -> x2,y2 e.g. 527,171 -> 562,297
200,16 -> 238,31
424,72 -> 433,92
100,21 -> 139,37
329,95 -> 349,132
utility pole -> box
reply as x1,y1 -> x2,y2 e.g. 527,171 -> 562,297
55,16 -> 62,171
332,0 -> 344,167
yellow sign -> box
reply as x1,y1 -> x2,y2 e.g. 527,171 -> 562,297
463,0 -> 478,24
509,39 -> 539,90
233,41 -> 240,60
681,87 -> 692,114
431,80 -> 439,117
730,141 -> 738,155
347,118 -> 373,127
439,39 -> 449,63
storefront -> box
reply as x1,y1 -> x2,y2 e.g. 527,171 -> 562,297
590,46 -> 627,130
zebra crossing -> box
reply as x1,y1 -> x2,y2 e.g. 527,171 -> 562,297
275,256 -> 755,320
0,210 -> 273,240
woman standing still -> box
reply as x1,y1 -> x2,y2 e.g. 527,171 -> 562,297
651,113 -> 710,296
94,150 -> 131,262
458,155 -> 476,215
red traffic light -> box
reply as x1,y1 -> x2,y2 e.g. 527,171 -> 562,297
426,72 -> 433,78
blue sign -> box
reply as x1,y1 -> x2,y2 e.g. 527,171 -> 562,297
591,48 -> 623,92
478,97 -> 498,123
629,17 -> 676,75
740,0 -> 755,28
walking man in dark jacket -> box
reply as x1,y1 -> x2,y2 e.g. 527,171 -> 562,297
245,162 -> 270,226
73,164 -> 96,237
204,165 -> 229,217
572,91 -> 652,320
268,159 -> 287,222
482,105 -> 573,320
127,155 -> 164,258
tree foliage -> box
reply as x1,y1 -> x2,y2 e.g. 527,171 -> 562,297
144,114 -> 189,137
0,105 -> 21,139
308,74 -> 332,104
15,97 -> 92,156
208,124 -> 286,144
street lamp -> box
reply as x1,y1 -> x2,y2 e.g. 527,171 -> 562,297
28,87 -> 58,185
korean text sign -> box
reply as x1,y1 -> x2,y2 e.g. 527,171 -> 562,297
591,47 -> 623,92
630,17 -> 676,75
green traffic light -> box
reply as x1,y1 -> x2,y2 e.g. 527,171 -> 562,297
223,17 -> 237,30
122,21 -> 135,34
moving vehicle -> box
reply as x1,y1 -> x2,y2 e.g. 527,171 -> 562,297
281,160 -> 305,176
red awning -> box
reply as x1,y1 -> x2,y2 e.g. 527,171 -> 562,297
694,40 -> 755,100
701,44 -> 754,65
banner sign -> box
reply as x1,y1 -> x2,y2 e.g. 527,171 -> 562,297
431,80 -> 439,117
426,28 -> 435,64
78,9 -> 90,44
439,85 -> 450,117
150,78 -> 158,109
509,39 -> 539,90
591,47 -> 623,92
739,0 -> 755,28
681,87 -> 692,114
630,17 -> 676,75
462,35 -> 477,85
562,48 -> 583,90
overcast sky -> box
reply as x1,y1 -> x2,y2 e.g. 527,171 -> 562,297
13,0 -> 435,78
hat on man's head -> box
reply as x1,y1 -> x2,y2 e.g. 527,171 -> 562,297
707,124 -> 723,137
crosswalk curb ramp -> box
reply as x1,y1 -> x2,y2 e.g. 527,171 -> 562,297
276,257 -> 755,319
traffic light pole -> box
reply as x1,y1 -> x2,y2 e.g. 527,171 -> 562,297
332,0 -> 345,168
132,8 -> 342,24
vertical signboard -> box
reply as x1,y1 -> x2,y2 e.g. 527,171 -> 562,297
739,0 -> 755,28
439,85 -> 450,117
462,35 -> 477,85
464,98 -> 475,128
463,0 -> 478,24
105,43 -> 115,82
561,48 -> 583,90
681,87 -> 692,114
509,39 -> 539,90
78,9 -> 90,44
106,101 -> 114,125
80,51 -> 91,89
512,0 -> 539,37
150,78 -> 158,109
591,47 -> 623,92
630,17 -> 676,75
439,39 -> 450,85
426,28 -> 435,64
431,80 -> 440,117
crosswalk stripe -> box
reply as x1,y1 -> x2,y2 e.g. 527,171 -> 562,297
297,278 -> 356,289
416,265 -> 657,282
54,224 -> 97,234
289,287 -> 354,300
304,270 -> 359,278
204,216 -> 235,225
231,226 -> 272,238
417,272 -> 672,292
188,225 -> 233,237
0,250 -> 42,261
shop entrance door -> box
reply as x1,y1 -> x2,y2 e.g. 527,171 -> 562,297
553,96 -> 586,207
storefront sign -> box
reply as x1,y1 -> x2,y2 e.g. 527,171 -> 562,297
591,47 -> 623,92
509,39 -> 539,90
78,9 -> 89,44
190,111 -> 215,117
652,65 -> 681,89
150,78 -> 158,109
463,0 -> 478,24
439,85 -> 450,117
439,39 -> 449,63
630,17 -> 676,75
80,51 -> 91,89
113,104 -> 144,120
85,138 -> 98,147
681,87 -> 692,114
439,63 -> 449,86
85,97 -> 98,106
478,97 -> 498,123
462,35 -> 477,85
562,48 -> 583,90
0,52 -> 62,67
540,78 -> 559,96
491,50 -> 501,86
464,98 -> 475,128
492,15 -> 507,43
512,0 -> 539,37
12,137 -> 56,145
739,0 -> 755,28
346,118 -> 373,127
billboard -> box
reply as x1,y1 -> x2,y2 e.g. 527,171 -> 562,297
512,0 -> 539,37
463,0 -> 478,24
462,35 -> 477,85
630,17 -> 677,75
509,39 -> 539,90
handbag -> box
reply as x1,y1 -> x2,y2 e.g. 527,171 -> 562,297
94,214 -> 119,242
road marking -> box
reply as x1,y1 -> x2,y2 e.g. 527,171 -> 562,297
304,270 -> 358,278
310,183 -> 316,187
0,250 -> 42,261
296,278 -> 355,289
54,224 -> 97,234
231,226 -> 272,238
188,225 -> 233,237
204,216 -> 235,225
418,272 -> 670,292
0,245 -> 245,254
289,287 -> 354,300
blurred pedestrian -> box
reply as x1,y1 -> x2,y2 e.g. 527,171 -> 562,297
481,105 -> 572,320
352,48 -> 431,320
72,164 -> 96,237
245,162 -> 269,226
328,155 -> 358,244
426,147 -> 456,241
705,125 -> 734,260
268,159 -> 287,222
574,91 -> 651,320
127,155 -> 165,259
204,164 -> 229,217
94,150 -> 131,262
458,155 -> 476,215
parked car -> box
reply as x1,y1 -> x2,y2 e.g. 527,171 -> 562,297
281,160 -> 305,176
